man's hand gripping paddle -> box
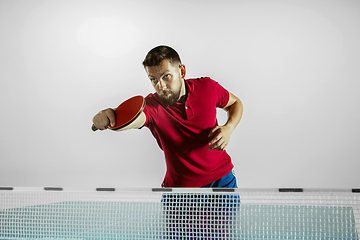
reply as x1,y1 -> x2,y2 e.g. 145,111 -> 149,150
92,95 -> 145,131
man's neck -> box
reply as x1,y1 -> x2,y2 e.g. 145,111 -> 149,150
177,80 -> 187,104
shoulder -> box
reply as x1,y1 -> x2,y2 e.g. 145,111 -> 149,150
187,77 -> 229,107
186,77 -> 224,93
186,76 -> 214,85
186,77 -> 217,91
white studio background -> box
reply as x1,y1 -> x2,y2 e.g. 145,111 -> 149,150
1,0 -> 359,189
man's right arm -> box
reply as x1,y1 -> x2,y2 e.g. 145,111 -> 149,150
92,109 -> 146,131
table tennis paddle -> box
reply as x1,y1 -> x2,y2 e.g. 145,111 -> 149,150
92,95 -> 145,131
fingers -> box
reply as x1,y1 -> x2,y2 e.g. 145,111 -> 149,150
106,109 -> 116,127
92,108 -> 116,131
208,138 -> 228,151
208,133 -> 221,147
207,127 -> 219,145
207,127 -> 228,151
92,112 -> 108,130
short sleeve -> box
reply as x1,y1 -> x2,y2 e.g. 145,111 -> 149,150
208,78 -> 230,108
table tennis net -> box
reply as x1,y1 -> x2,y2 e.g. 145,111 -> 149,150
1,188 -> 359,239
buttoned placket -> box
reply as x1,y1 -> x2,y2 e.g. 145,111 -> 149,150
184,98 -> 194,119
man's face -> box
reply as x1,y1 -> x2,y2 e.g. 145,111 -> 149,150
145,59 -> 186,105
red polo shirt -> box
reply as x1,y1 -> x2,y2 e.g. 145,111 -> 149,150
143,77 -> 234,187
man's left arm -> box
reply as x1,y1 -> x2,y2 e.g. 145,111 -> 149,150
208,92 -> 243,150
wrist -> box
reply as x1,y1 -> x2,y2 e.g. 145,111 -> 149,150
224,122 -> 235,134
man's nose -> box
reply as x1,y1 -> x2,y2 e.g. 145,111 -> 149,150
157,79 -> 167,90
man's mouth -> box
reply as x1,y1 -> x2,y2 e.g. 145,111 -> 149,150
162,91 -> 172,98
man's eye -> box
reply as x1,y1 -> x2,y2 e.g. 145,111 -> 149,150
164,74 -> 170,79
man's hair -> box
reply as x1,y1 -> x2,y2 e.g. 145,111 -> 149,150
142,45 -> 182,67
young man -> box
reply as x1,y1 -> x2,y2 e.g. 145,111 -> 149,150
92,45 -> 243,188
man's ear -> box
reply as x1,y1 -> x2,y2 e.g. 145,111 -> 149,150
179,64 -> 186,79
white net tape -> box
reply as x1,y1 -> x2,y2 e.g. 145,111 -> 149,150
0,188 -> 359,239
